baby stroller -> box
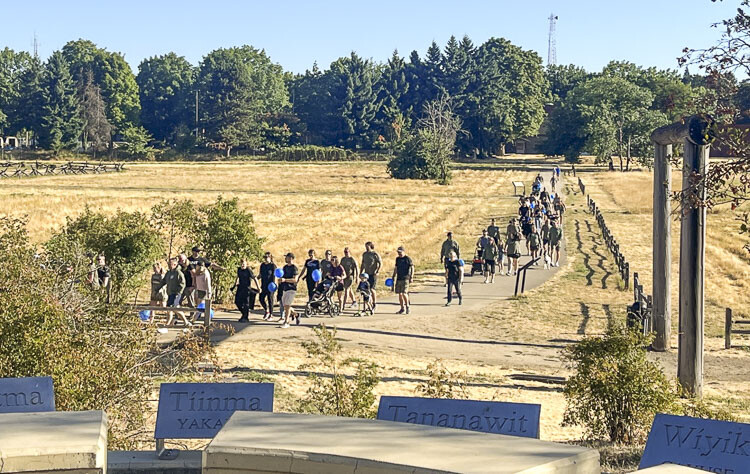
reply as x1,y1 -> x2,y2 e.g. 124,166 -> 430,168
304,278 -> 341,318
470,247 -> 484,276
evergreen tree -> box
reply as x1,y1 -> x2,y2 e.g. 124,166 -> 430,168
289,63 -> 337,145
329,52 -> 381,148
39,51 -> 82,153
0,48 -> 33,134
376,50 -> 411,139
11,55 -> 44,139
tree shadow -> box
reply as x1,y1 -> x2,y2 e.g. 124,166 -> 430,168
577,302 -> 590,335
585,220 -> 613,289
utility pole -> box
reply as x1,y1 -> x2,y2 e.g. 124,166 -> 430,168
195,90 -> 199,140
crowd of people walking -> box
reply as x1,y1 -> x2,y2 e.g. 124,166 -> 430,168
142,170 -> 565,328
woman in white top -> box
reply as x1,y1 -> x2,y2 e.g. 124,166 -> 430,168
194,261 -> 212,313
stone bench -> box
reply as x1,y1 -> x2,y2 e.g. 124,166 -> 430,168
204,411 -> 600,473
0,410 -> 107,473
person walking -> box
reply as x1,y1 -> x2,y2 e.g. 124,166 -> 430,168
440,231 -> 460,286
329,256 -> 346,310
549,220 -> 563,267
497,237 -> 506,275
233,258 -> 260,323
193,261 -> 212,319
392,246 -> 414,314
258,252 -> 276,320
188,246 -> 225,272
298,249 -> 320,302
487,219 -> 500,246
506,231 -> 522,276
360,242 -> 382,311
159,258 -> 186,308
150,262 -> 167,307
554,194 -> 567,228
476,229 -> 492,252
482,238 -> 499,283
340,247 -> 358,308
444,250 -> 464,306
177,254 -> 195,308
528,226 -> 542,264
278,252 -> 299,328
319,250 -> 333,280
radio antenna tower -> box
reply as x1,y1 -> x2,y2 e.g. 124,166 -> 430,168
547,13 -> 558,66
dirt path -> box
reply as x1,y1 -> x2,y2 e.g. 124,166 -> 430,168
202,170 -> 569,373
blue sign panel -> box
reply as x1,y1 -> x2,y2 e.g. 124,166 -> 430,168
640,413 -> 750,473
154,383 -> 274,439
377,396 -> 540,439
0,376 -> 55,413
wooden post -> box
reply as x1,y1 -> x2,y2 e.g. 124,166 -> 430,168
652,143 -> 672,352
204,299 -> 211,330
725,308 -> 732,350
677,139 -> 709,397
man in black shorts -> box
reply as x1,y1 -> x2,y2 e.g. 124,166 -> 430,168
392,246 -> 413,314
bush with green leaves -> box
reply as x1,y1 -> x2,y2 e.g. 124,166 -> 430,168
189,196 -> 265,302
415,360 -> 468,399
45,207 -> 164,302
299,325 -> 379,418
0,217 -> 215,449
387,96 -> 460,185
562,322 -> 678,444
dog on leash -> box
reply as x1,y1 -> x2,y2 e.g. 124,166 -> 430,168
543,253 -> 552,269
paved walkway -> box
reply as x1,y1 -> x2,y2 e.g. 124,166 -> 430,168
159,171 -> 568,369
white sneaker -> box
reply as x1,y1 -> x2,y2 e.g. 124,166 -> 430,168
281,323 -> 290,329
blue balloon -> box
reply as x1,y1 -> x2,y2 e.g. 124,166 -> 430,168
197,302 -> 205,309
138,310 -> 151,321
530,202 -> 535,209
458,259 -> 465,266
385,278 -> 394,287
312,269 -> 322,282
268,282 -> 277,292
550,193 -> 555,199
274,268 -> 284,278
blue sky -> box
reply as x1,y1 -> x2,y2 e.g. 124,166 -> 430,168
0,1 -> 740,74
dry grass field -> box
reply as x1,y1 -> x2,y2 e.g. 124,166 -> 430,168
0,161 -> 532,274
4,158 -> 749,471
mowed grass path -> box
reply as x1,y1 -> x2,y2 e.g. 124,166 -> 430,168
0,162 -> 533,273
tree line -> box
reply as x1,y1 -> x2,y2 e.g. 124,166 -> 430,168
0,36 -> 549,158
0,36 -> 739,165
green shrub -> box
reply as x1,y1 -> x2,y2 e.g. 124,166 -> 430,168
415,360 -> 468,399
0,217 -> 215,449
562,322 -> 678,443
299,325 -> 379,418
45,207 -> 165,302
265,145 -> 387,162
189,196 -> 265,303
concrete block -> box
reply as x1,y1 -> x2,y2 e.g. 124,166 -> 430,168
107,450 -> 201,474
204,411 -> 600,473
0,410 -> 107,473
635,464 -> 709,473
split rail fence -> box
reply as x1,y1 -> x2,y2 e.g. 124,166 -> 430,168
0,161 -> 125,179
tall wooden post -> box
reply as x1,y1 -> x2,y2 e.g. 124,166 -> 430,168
652,144 -> 672,351
677,140 -> 709,397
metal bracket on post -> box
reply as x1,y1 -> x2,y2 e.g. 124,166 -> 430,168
156,438 -> 179,460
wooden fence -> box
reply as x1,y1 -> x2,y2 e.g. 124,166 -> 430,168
0,161 -> 125,179
580,178 -> 655,332
586,194 -> 630,290
725,307 -> 750,349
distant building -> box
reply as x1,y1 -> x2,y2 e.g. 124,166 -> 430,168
512,104 -> 554,154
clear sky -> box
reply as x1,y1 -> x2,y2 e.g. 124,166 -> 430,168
0,1 -> 740,74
